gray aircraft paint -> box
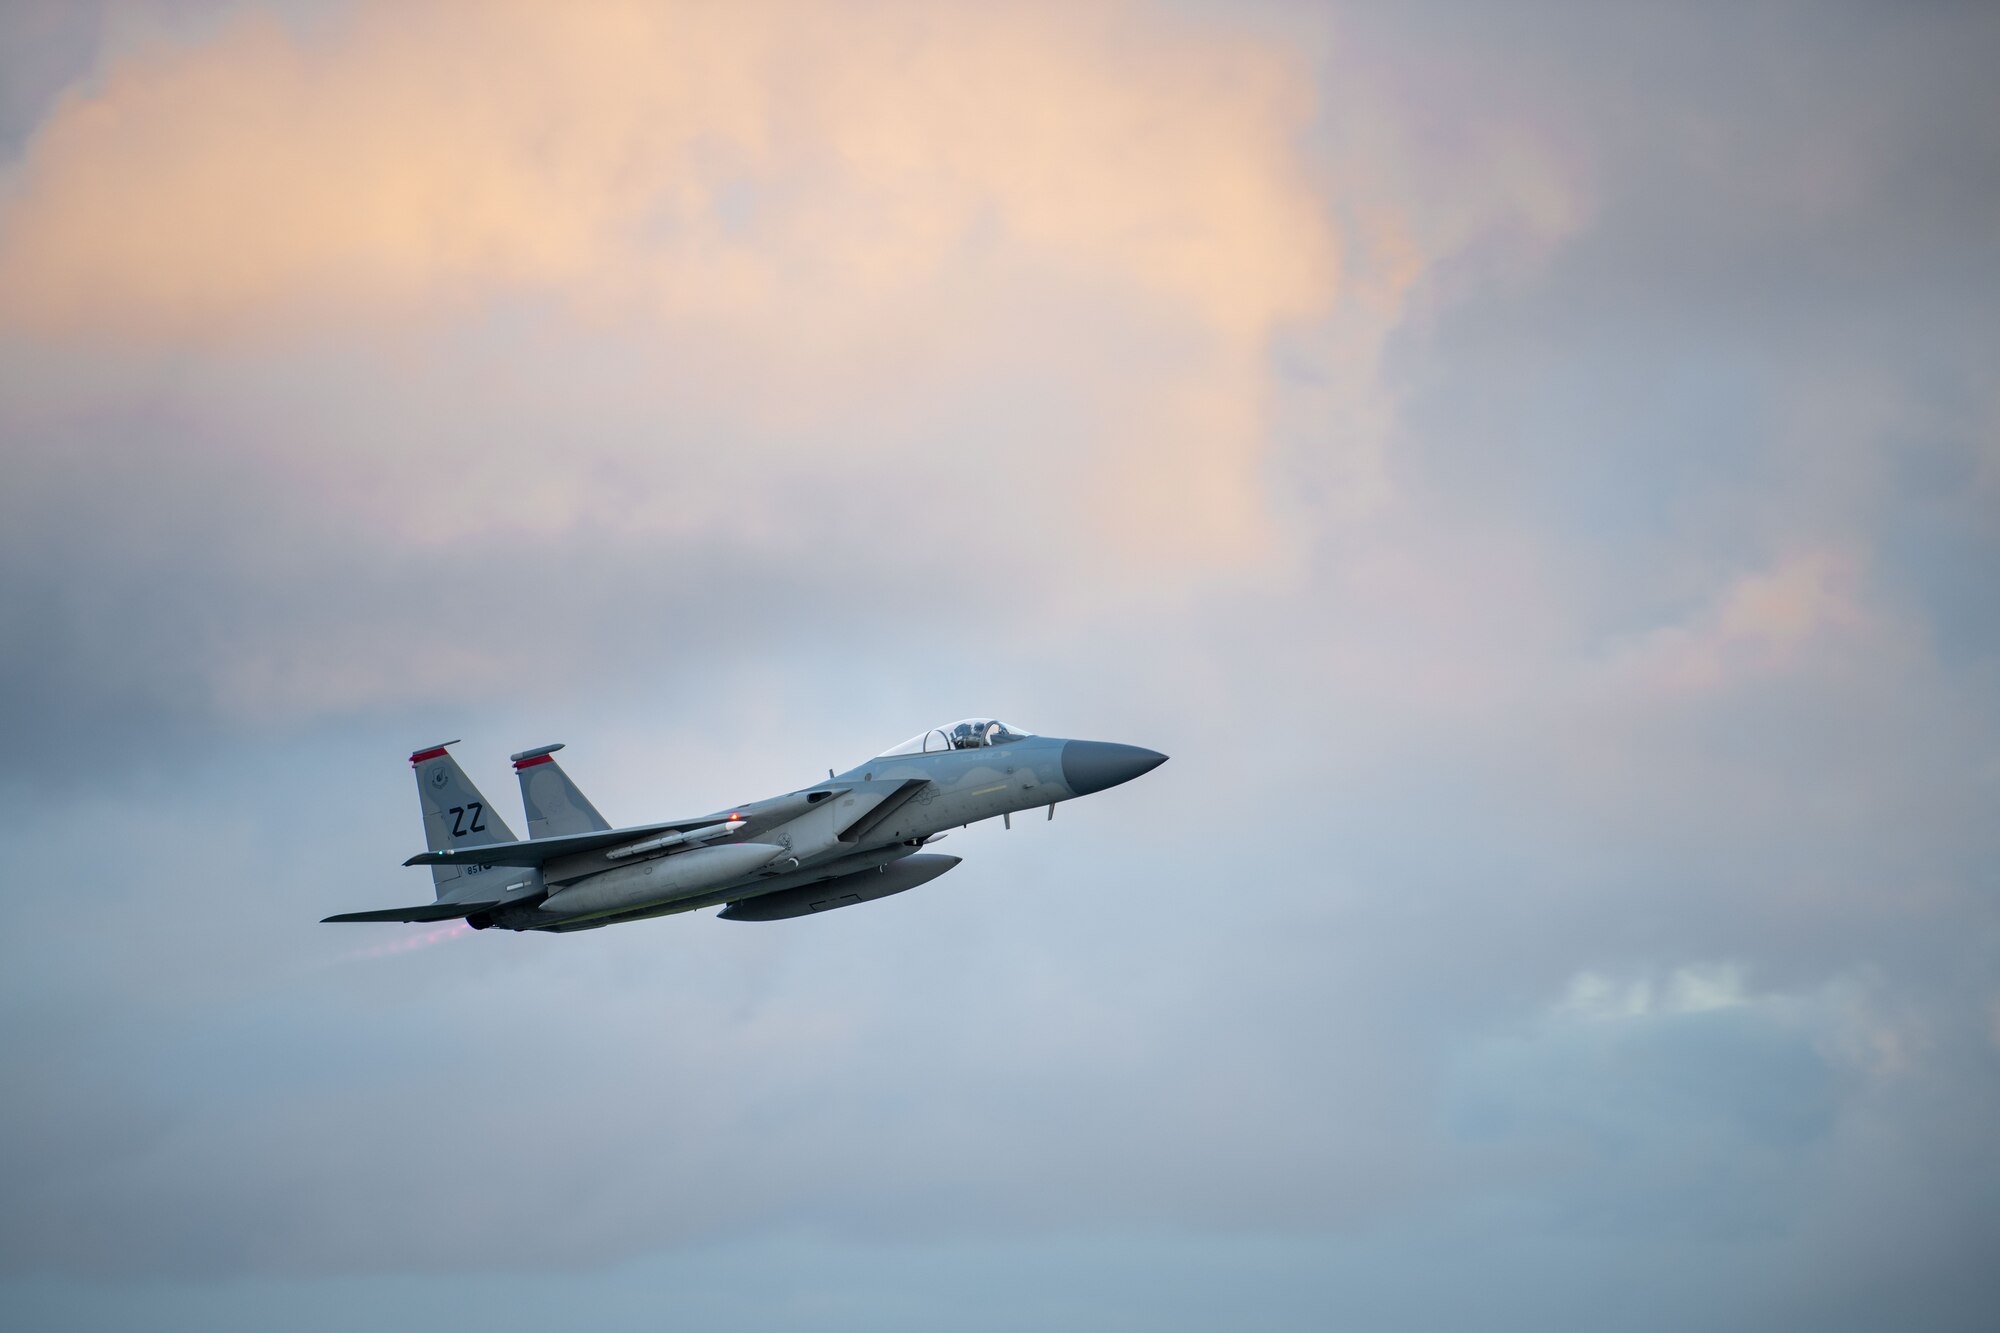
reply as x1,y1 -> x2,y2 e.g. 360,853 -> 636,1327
326,721 -> 1166,933
511,743 -> 612,838
538,842 -> 789,921
408,742 -> 521,900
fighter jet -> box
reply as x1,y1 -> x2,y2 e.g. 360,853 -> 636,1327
323,720 -> 1166,932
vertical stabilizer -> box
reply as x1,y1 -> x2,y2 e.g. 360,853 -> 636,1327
511,743 -> 612,839
410,742 -> 519,899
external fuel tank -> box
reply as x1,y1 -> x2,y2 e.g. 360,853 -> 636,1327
538,842 -> 788,920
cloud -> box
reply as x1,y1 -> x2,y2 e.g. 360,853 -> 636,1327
1,2 -> 1335,338
1601,548 -> 1878,696
3,2 -> 2000,1325
0,0 -> 1356,562
1559,963 -> 1751,1021
1551,963 -> 1934,1082
0,0 -> 1413,771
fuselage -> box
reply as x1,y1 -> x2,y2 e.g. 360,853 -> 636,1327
482,733 -> 1163,932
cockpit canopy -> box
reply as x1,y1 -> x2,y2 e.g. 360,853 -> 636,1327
878,719 -> 1031,756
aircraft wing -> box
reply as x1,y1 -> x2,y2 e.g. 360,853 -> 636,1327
326,875 -> 541,924
401,787 -> 852,869
401,818 -> 724,867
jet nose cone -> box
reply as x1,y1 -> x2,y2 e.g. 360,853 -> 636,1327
1061,741 -> 1169,797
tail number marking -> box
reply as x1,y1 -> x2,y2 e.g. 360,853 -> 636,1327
448,803 -> 488,837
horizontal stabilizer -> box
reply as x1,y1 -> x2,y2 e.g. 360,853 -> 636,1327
323,900 -> 503,924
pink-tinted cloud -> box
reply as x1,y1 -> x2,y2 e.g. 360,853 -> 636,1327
0,0 -> 1366,560
1605,548 -> 1877,696
1,2 -> 1337,339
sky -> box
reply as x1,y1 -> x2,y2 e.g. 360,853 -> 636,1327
1,1 -> 1996,1328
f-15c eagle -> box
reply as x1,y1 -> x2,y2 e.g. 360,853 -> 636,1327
324,720 -> 1167,933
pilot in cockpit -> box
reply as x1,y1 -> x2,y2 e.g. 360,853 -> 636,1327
946,720 -> 1017,749
877,720 -> 1026,757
